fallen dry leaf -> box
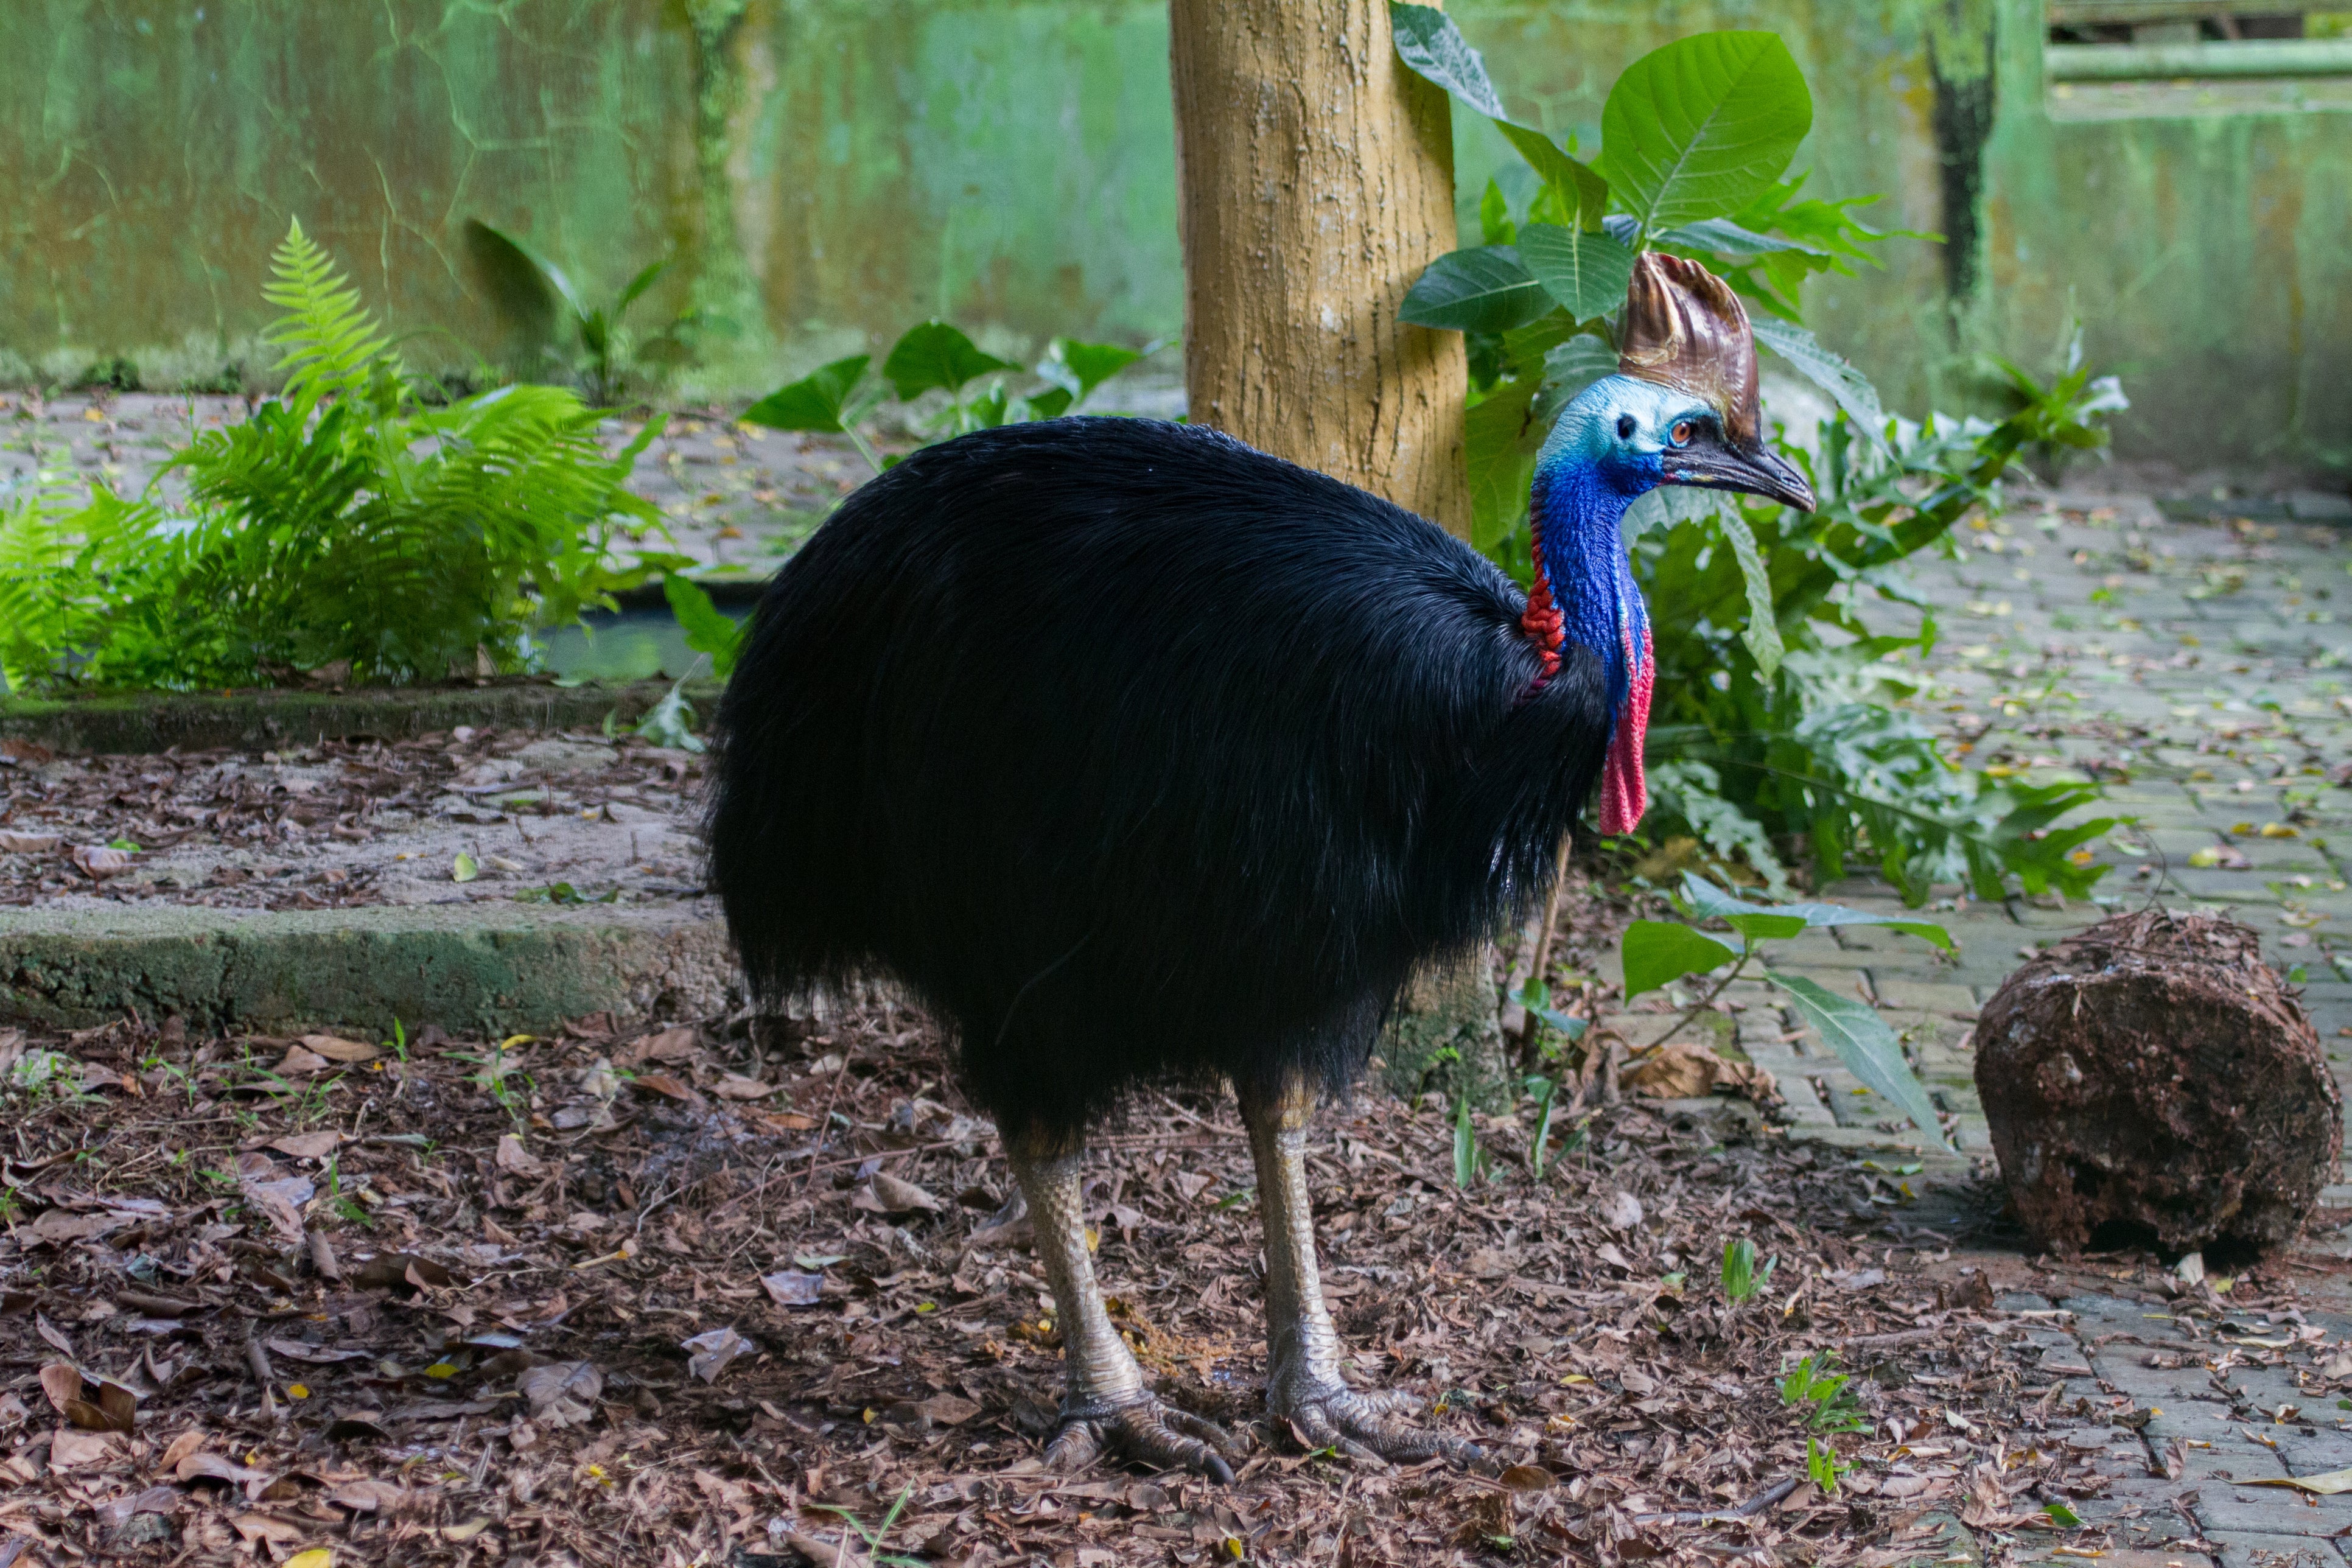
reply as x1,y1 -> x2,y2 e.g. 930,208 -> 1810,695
0,828 -> 61,853
713,1073 -> 779,1100
299,1033 -> 378,1062
178,1450 -> 267,1485
682,1326 -> 755,1384
232,1513 -> 304,1545
38,1360 -> 81,1414
854,1172 -> 943,1215
69,843 -> 133,879
158,1430 -> 208,1471
267,1130 -> 343,1160
760,1269 -> 825,1307
495,1133 -> 550,1177
273,1045 -> 331,1075
920,1392 -> 982,1427
49,1427 -> 116,1467
518,1360 -> 604,1427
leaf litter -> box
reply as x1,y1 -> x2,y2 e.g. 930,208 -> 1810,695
2,942 -> 2347,1566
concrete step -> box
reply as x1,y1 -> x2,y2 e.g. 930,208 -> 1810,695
0,901 -> 734,1036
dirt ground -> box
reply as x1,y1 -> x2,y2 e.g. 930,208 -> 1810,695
5,880 -> 2348,1568
0,729 -> 706,912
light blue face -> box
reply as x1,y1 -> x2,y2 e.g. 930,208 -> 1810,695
1537,376 -> 1725,499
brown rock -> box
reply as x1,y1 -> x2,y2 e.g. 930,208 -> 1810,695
1975,909 -> 2339,1258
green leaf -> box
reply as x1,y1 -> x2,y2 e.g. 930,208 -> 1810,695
1388,2 -> 1508,119
1722,911 -> 1807,941
742,355 -> 872,435
452,852 -> 478,884
1478,179 -> 1516,247
1599,33 -> 1813,233
634,681 -> 706,753
1621,920 -> 1738,1001
1493,124 -> 1610,227
1037,338 -> 1143,405
617,259 -> 668,314
2043,1502 -> 2083,1528
1387,5 -> 1608,228
1769,971 -> 1944,1139
1654,218 -> 1824,257
1679,873 -> 1955,950
1517,223 -> 1637,321
881,321 -> 1015,401
1399,247 -> 1550,334
1539,333 -> 1621,414
1465,377 -> 1542,551
661,575 -> 746,681
1717,508 -> 1785,679
1452,1093 -> 1485,1188
1751,318 -> 1885,435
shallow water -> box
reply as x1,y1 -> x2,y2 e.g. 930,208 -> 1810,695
539,606 -> 747,683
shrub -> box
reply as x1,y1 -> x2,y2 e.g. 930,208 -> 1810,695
0,222 -> 662,694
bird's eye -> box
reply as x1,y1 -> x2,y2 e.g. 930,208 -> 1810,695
1616,413 -> 1637,440
1670,421 -> 1693,446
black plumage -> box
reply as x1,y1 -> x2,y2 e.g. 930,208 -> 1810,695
709,416 -> 1608,1144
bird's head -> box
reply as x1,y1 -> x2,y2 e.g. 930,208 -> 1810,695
1522,253 -> 1815,838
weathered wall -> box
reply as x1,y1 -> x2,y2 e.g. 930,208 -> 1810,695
1,0 -> 2345,469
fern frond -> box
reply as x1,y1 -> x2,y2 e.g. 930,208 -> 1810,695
263,219 -> 399,419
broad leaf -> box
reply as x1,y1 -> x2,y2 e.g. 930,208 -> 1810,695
1622,919 -> 1738,1001
881,321 -> 1015,401
1723,911 -> 1807,941
1387,5 -> 1608,228
617,259 -> 669,313
1399,247 -> 1551,334
1655,218 -> 1825,257
1769,972 -> 1944,1140
1388,2 -> 1508,119
1717,508 -> 1785,679
662,575 -> 747,682
1681,873 -> 1955,950
1600,33 -> 1813,233
1037,338 -> 1143,404
743,355 -> 872,434
1465,376 -> 1542,551
1536,332 -> 1620,425
1494,124 -> 1610,227
1751,318 -> 1885,437
1517,224 -> 1637,321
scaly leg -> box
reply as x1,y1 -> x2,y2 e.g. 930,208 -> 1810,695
1003,1132 -> 1236,1482
1238,1078 -> 1485,1466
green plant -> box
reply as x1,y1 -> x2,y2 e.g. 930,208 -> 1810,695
1720,1236 -> 1776,1303
1780,1352 -> 1868,1432
1452,1091 -> 1490,1189
1806,1435 -> 1850,1493
1388,16 -> 2126,898
467,220 -> 674,405
0,220 -> 663,696
743,324 -> 1155,475
1622,872 -> 1953,1141
662,575 -> 748,681
1512,975 -> 1591,1178
808,1486 -> 926,1567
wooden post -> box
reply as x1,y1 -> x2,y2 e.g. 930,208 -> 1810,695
1168,0 -> 1471,538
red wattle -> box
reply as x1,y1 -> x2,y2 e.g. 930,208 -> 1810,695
1598,626 -> 1653,836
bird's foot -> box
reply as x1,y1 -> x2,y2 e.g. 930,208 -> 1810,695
1269,1377 -> 1486,1468
1046,1393 -> 1238,1484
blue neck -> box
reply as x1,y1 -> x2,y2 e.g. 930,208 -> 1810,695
1526,453 -> 1650,715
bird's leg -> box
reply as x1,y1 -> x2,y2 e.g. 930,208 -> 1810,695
1239,1077 -> 1485,1467
1003,1132 -> 1236,1482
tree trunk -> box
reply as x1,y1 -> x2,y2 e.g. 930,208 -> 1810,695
1975,909 -> 2340,1260
1168,0 -> 1470,537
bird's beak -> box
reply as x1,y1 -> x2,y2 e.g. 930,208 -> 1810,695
1662,427 -> 1816,513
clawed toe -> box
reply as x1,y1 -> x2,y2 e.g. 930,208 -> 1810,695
1048,1396 -> 1239,1484
1274,1384 -> 1484,1468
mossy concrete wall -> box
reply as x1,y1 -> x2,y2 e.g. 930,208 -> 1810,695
2,0 -> 2345,471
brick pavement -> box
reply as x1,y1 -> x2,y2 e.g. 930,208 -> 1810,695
1647,481 -> 2352,1560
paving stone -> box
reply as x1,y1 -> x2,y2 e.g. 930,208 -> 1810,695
2203,1531 -> 2343,1568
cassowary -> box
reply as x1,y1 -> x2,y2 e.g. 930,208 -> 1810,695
710,255 -> 1810,1479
